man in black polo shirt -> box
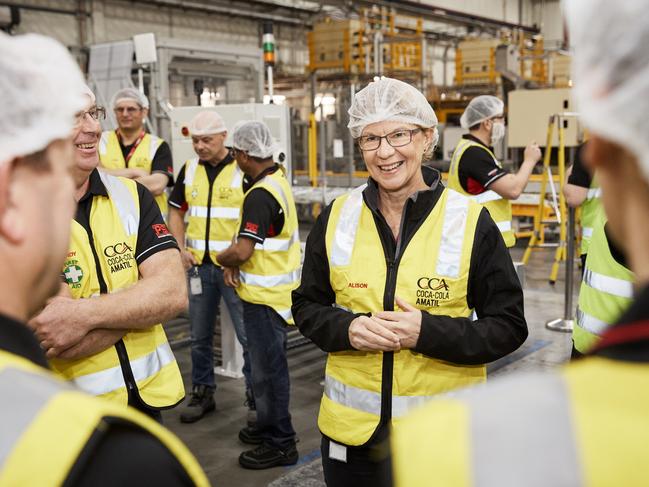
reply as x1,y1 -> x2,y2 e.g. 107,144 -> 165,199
0,33 -> 206,487
168,111 -> 254,425
217,121 -> 300,470
30,88 -> 187,422
448,95 -> 542,247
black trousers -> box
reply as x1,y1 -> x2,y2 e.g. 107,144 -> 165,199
321,430 -> 393,487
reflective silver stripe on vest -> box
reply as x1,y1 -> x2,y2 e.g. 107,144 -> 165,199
0,368 -> 68,468
97,170 -> 139,236
239,269 -> 301,288
587,187 -> 601,200
254,230 -> 300,252
187,206 -> 240,220
184,158 -> 200,186
276,308 -> 293,323
333,303 -> 352,312
436,190 -> 470,278
148,135 -> 160,160
73,341 -> 176,396
576,307 -> 610,336
99,132 -> 108,156
464,372 -> 583,487
186,238 -> 230,252
324,375 -> 436,418
231,165 -> 243,188
330,184 -> 367,267
260,175 -> 290,217
496,220 -> 512,232
471,190 -> 503,204
583,268 -> 634,299
582,227 -> 594,239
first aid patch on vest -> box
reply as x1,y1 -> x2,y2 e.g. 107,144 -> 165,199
63,251 -> 84,289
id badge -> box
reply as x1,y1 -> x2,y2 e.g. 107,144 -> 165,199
189,268 -> 202,296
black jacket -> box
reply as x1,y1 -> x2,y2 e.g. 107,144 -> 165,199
292,166 -> 528,365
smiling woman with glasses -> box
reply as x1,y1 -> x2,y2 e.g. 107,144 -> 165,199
357,128 -> 421,151
292,77 -> 527,487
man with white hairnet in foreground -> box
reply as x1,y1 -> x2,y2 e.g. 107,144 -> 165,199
0,32 -> 208,486
99,87 -> 175,219
168,110 -> 254,426
292,77 -> 527,486
30,85 -> 188,423
448,95 -> 542,247
391,1 -> 649,485
216,120 -> 301,469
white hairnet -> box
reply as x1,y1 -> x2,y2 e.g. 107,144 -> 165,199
189,111 -> 227,136
232,120 -> 276,159
347,77 -> 438,138
460,95 -> 504,129
111,87 -> 149,109
0,32 -> 88,165
565,0 -> 649,182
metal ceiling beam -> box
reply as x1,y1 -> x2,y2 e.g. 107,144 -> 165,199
356,0 -> 540,34
126,0 -> 313,26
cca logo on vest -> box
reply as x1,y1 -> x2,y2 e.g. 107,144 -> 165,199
103,242 -> 133,257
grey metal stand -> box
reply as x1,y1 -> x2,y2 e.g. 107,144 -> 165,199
546,206 -> 576,332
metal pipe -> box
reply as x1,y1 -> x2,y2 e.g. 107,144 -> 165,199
0,2 -> 90,16
129,0 -> 308,26
348,82 -> 356,187
267,65 -> 274,100
319,104 -> 327,200
564,206 -> 576,318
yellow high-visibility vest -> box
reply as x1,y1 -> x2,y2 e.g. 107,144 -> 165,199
99,130 -> 168,216
236,168 -> 301,324
183,158 -> 244,265
0,350 -> 209,487
392,356 -> 649,487
580,176 -> 604,255
51,171 -> 185,408
448,138 -> 515,247
574,221 -> 634,353
319,186 -> 485,446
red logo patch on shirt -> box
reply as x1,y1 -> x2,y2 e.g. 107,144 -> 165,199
152,223 -> 171,238
244,222 -> 259,234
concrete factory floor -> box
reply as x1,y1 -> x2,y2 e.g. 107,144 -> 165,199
162,243 -> 579,487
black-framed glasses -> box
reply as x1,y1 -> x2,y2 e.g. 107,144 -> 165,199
358,128 -> 421,151
75,106 -> 106,123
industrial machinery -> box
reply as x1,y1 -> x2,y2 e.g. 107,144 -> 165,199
87,35 -> 264,143
168,103 -> 292,178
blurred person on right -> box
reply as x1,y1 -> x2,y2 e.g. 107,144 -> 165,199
0,32 -> 208,487
448,95 -> 542,247
392,1 -> 649,485
564,143 -> 604,268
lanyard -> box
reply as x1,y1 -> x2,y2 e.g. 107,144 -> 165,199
592,320 -> 649,353
117,130 -> 146,166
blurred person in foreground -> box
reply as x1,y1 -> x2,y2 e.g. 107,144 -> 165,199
0,32 -> 208,486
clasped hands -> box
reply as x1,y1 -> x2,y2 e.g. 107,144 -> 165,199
348,296 -> 422,352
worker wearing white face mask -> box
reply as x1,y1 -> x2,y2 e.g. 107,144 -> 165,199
448,95 -> 542,247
